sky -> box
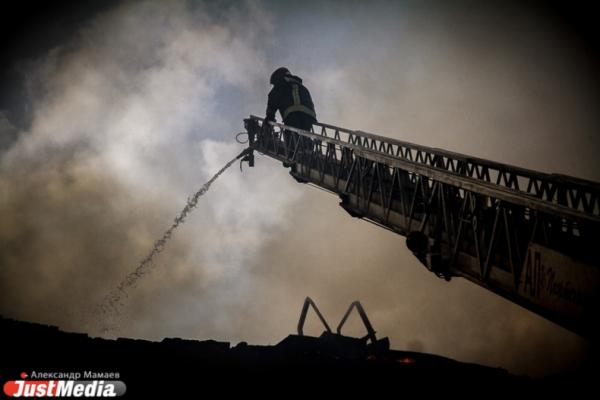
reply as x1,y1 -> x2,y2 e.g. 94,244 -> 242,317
0,0 -> 599,378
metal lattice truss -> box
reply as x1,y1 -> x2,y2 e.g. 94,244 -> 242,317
244,116 -> 600,337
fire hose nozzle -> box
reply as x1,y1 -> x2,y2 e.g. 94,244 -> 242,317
239,148 -> 254,171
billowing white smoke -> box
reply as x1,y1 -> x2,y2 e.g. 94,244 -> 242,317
0,0 -> 302,337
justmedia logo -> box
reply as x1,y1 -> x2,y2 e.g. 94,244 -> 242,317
3,372 -> 126,397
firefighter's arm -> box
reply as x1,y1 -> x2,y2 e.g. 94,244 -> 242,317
265,89 -> 277,122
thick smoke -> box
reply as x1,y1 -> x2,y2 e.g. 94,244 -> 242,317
0,0 -> 298,335
1,0 -> 597,378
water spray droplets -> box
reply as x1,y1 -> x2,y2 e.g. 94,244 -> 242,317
99,151 -> 243,320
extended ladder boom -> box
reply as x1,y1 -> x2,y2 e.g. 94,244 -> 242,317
243,116 -> 600,338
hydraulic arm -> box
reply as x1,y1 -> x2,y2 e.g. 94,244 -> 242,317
242,116 -> 600,338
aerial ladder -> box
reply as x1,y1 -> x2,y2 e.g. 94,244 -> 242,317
241,115 -> 600,338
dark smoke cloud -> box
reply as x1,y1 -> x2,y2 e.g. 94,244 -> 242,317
248,0 -> 597,377
0,0 -> 597,378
